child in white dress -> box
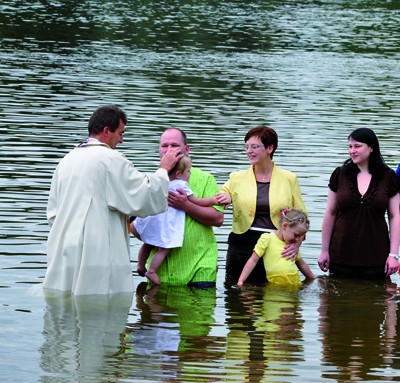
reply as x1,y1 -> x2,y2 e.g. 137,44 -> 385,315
131,156 -> 219,285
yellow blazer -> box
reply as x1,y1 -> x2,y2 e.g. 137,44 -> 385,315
220,164 -> 307,234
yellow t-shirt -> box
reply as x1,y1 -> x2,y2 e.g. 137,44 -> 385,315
254,232 -> 301,286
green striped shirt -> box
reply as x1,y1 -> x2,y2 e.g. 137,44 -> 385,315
150,167 -> 223,285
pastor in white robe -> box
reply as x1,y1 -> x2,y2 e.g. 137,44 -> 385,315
43,141 -> 169,295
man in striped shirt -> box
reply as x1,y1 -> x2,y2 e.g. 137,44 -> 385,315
143,128 -> 224,287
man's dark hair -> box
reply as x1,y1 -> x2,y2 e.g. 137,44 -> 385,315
88,105 -> 127,135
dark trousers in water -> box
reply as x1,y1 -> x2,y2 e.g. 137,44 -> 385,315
225,231 -> 268,285
329,263 -> 386,281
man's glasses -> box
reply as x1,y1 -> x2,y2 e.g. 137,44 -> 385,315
245,144 -> 265,151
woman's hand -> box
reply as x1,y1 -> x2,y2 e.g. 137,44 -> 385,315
281,241 -> 301,261
318,251 -> 330,272
385,256 -> 399,276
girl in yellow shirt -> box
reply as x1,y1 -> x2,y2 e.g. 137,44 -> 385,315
237,208 -> 316,287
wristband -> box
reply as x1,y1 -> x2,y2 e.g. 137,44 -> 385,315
388,253 -> 399,260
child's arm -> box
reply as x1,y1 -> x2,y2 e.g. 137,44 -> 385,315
188,191 -> 232,207
188,195 -> 219,207
296,258 -> 316,280
187,192 -> 231,208
237,252 -> 261,287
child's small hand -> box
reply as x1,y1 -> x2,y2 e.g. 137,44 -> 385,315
237,281 -> 244,288
215,193 -> 231,207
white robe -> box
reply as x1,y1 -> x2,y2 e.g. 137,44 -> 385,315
43,141 -> 169,295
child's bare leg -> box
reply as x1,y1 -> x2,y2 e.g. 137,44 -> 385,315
130,221 -> 140,238
145,248 -> 171,285
137,244 -> 153,277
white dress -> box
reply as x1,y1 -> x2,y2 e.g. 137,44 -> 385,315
44,140 -> 170,295
134,179 -> 193,248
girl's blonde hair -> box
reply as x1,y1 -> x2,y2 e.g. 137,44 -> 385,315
280,208 -> 309,230
169,155 -> 192,176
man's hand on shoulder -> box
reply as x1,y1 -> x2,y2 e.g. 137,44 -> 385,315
168,188 -> 188,211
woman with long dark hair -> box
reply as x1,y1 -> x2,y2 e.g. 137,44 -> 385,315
318,128 -> 400,279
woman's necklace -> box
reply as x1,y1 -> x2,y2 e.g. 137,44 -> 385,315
255,170 -> 271,182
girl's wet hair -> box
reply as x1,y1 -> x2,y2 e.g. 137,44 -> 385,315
280,208 -> 309,230
169,155 -> 192,176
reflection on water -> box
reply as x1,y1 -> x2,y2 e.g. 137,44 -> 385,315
125,283 -> 220,382
318,278 -> 400,382
40,292 -> 132,383
1,0 -> 400,381
224,284 -> 306,382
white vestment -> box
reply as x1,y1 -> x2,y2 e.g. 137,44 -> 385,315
134,179 -> 193,248
43,141 -> 169,295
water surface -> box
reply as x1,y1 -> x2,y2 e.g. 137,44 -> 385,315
1,1 -> 400,382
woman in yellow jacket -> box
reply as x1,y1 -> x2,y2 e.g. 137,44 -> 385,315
217,126 -> 307,284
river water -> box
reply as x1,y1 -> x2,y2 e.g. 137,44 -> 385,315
1,0 -> 400,382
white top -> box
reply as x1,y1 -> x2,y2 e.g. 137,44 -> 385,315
43,141 -> 170,295
134,179 -> 193,248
